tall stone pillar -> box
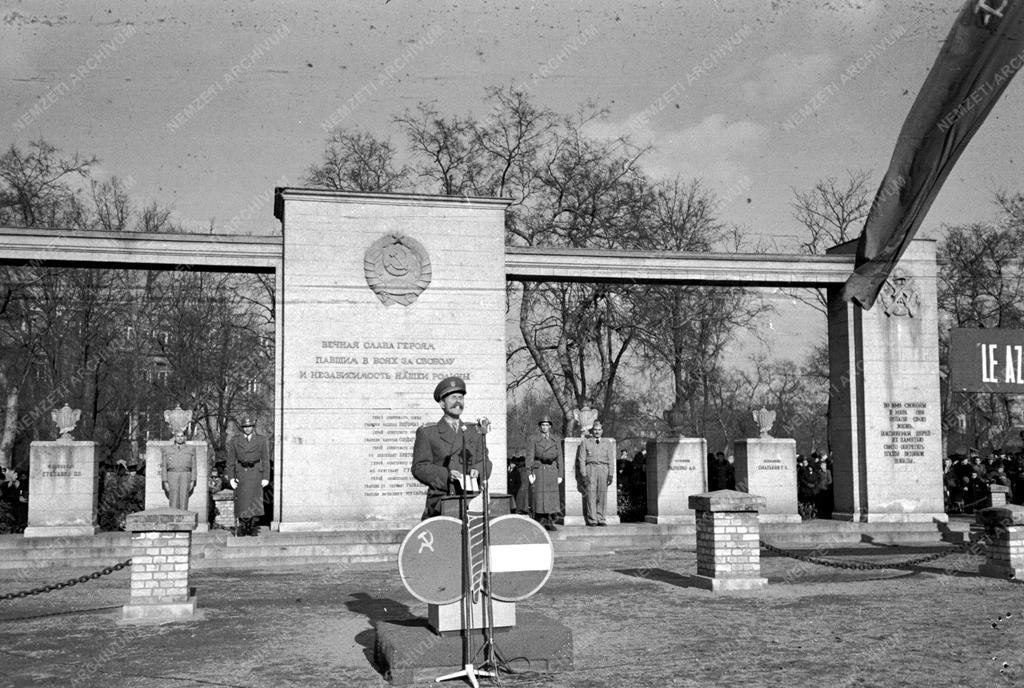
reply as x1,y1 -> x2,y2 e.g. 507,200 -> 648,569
826,239 -> 945,523
733,438 -> 799,524
24,405 -> 98,538
645,437 -> 706,524
274,190 -> 510,529
24,441 -> 99,537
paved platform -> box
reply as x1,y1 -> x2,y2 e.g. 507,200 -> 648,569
0,529 -> 1012,688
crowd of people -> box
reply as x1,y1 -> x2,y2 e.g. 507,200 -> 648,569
797,452 -> 833,520
943,449 -> 1020,513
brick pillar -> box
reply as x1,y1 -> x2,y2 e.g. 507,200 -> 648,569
688,490 -> 768,593
977,504 -> 1024,580
989,484 -> 1009,508
121,507 -> 198,621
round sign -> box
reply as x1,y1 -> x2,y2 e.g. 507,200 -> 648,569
398,516 -> 463,605
487,514 -> 554,602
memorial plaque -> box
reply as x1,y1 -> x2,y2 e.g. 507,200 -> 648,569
276,190 -> 510,529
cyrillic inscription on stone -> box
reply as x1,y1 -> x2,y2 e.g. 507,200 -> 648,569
881,401 -> 930,465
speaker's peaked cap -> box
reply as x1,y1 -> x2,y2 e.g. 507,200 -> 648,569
433,376 -> 466,402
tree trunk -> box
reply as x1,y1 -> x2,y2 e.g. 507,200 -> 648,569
0,366 -> 19,469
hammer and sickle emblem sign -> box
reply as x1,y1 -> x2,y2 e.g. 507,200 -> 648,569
879,270 -> 920,318
417,530 -> 435,554
382,244 -> 411,276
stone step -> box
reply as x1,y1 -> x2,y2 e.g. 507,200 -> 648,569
0,519 -> 970,573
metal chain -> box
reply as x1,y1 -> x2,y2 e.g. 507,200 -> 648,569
0,559 -> 131,601
760,540 -> 971,571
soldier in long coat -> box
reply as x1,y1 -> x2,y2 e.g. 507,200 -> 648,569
526,415 -> 563,531
226,416 -> 270,536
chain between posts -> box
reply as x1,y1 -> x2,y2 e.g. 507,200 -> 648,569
0,559 -> 131,601
760,540 -> 971,571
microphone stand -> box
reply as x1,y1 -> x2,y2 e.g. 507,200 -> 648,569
435,422 -> 495,688
478,470 -> 500,677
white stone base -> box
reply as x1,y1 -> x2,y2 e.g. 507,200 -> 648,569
690,575 -> 768,592
23,525 -> 98,538
277,520 -> 420,532
756,513 -> 802,525
644,513 -> 695,524
563,515 -> 620,526
121,595 -> 197,622
428,599 -> 516,634
832,511 -> 949,524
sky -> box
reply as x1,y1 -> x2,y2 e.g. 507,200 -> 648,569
3,0 -> 1024,360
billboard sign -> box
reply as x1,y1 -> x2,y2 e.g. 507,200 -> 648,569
949,328 -> 1024,394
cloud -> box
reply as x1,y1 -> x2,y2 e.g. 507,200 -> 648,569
740,52 -> 838,104
587,113 -> 769,189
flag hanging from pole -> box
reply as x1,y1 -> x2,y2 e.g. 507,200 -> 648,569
841,0 -> 1024,310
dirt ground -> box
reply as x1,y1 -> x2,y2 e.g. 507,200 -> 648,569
1,542 -> 1023,688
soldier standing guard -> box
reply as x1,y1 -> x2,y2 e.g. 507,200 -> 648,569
411,376 -> 492,520
526,415 -> 563,531
226,416 -> 269,536
575,420 -> 615,527
162,431 -> 197,510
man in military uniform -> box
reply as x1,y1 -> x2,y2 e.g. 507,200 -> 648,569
575,420 -> 615,527
162,430 -> 197,510
411,376 -> 492,520
226,416 -> 269,536
526,415 -> 562,531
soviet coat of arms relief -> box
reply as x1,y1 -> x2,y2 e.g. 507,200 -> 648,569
363,233 -> 432,306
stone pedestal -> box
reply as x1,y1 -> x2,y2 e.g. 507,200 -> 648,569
645,437 -> 705,524
976,505 -> 1024,579
144,441 -> 210,533
826,239 -> 946,524
375,611 -> 573,685
121,507 -> 198,622
427,598 -> 516,634
562,437 -> 618,526
689,490 -> 768,592
732,438 -> 800,524
24,441 -> 99,537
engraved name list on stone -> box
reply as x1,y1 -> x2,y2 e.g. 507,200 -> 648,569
363,414 -> 424,499
881,401 -> 931,464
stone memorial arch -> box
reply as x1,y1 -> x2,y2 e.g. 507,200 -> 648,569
0,188 -> 944,531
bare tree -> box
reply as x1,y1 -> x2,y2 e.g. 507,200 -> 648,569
0,139 -> 96,229
790,170 -> 873,312
304,129 -> 410,193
